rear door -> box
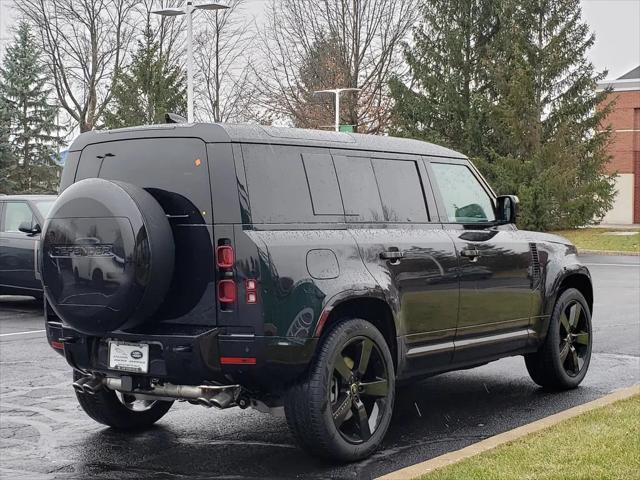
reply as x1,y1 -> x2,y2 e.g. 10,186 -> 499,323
425,158 -> 536,362
74,137 -> 216,325
333,152 -> 459,377
0,201 -> 41,292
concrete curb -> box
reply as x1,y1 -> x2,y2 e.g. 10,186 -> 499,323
376,384 -> 640,480
579,249 -> 640,256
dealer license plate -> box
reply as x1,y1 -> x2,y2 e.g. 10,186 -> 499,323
108,341 -> 149,373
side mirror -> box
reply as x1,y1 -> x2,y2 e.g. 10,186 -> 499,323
18,222 -> 41,236
496,195 -> 519,224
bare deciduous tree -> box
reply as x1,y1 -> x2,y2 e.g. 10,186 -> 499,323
193,0 -> 258,123
255,0 -> 419,133
136,0 -> 186,68
17,0 -> 135,132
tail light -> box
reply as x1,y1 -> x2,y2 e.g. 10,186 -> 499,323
216,246 -> 235,268
218,280 -> 236,304
246,279 -> 257,304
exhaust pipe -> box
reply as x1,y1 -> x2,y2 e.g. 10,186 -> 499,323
72,376 -> 91,393
102,377 -> 241,409
83,376 -> 104,395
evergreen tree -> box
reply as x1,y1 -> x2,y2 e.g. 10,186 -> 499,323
391,0 -> 615,231
389,0 -> 499,157
294,34 -> 354,130
0,22 -> 62,194
104,27 -> 186,129
0,95 -> 16,193
480,0 -> 615,230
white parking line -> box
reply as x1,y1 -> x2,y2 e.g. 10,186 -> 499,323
583,263 -> 640,267
0,329 -> 46,337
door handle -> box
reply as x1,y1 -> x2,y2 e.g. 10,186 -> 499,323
461,249 -> 481,262
380,250 -> 404,263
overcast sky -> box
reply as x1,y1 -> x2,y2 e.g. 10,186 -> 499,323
1,0 -> 639,79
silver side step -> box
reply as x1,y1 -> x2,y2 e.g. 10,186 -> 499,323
73,376 -> 242,409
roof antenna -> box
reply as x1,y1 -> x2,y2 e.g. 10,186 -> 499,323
165,112 -> 187,124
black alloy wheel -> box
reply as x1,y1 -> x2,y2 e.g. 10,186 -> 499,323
330,336 -> 391,444
285,318 -> 396,462
557,300 -> 590,377
525,288 -> 593,390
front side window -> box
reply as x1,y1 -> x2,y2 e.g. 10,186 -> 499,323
431,163 -> 495,223
2,202 -> 34,232
34,200 -> 55,218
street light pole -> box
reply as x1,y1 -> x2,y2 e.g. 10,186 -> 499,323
153,1 -> 229,123
186,1 -> 194,123
314,88 -> 361,132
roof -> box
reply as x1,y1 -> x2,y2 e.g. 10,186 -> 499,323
618,65 -> 640,80
0,195 -> 57,201
597,65 -> 640,92
68,123 -> 467,159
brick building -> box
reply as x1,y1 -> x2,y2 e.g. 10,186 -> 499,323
597,66 -> 640,225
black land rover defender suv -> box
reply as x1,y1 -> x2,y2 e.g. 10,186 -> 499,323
41,124 -> 593,462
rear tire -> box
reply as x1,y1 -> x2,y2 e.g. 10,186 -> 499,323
285,318 -> 395,462
73,371 -> 173,430
525,288 -> 592,390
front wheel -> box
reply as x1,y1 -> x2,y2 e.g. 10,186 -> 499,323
525,288 -> 593,390
285,318 -> 395,462
73,371 -> 173,430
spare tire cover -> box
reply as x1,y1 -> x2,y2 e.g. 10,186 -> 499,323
41,178 -> 174,335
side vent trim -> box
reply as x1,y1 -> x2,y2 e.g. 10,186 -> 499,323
529,242 -> 542,288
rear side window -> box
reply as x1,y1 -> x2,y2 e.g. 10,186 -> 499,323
243,145 -> 315,223
371,159 -> 428,222
302,154 -> 343,215
431,163 -> 496,223
334,156 -> 384,222
76,138 -> 212,220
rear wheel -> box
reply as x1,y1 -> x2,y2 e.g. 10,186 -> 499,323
285,318 -> 395,462
73,371 -> 173,430
525,288 -> 592,390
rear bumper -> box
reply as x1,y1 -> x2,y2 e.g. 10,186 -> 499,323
46,322 -> 317,392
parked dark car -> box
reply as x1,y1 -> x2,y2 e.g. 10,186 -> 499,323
41,124 -> 593,461
0,194 -> 56,298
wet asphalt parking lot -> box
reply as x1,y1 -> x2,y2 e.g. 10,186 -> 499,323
1,254 -> 638,480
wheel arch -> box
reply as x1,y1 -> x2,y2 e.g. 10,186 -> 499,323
557,273 -> 593,314
315,295 -> 398,371
538,268 -> 593,342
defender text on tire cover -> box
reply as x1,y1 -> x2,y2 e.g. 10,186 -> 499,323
42,178 -> 174,335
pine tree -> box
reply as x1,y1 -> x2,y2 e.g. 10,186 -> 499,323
391,0 -> 616,231
480,0 -> 615,230
104,27 -> 186,129
389,0 -> 500,157
0,95 -> 16,193
0,22 -> 62,194
294,34 -> 354,130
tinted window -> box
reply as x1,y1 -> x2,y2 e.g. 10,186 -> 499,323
334,156 -> 384,222
302,154 -> 343,215
431,163 -> 495,223
243,145 -> 315,223
2,202 -> 34,232
372,159 -> 428,222
77,139 -> 212,219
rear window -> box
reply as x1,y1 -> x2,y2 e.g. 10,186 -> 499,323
242,145 -> 345,223
75,138 -> 212,220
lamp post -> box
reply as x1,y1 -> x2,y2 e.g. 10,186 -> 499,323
314,88 -> 361,132
153,1 -> 229,123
